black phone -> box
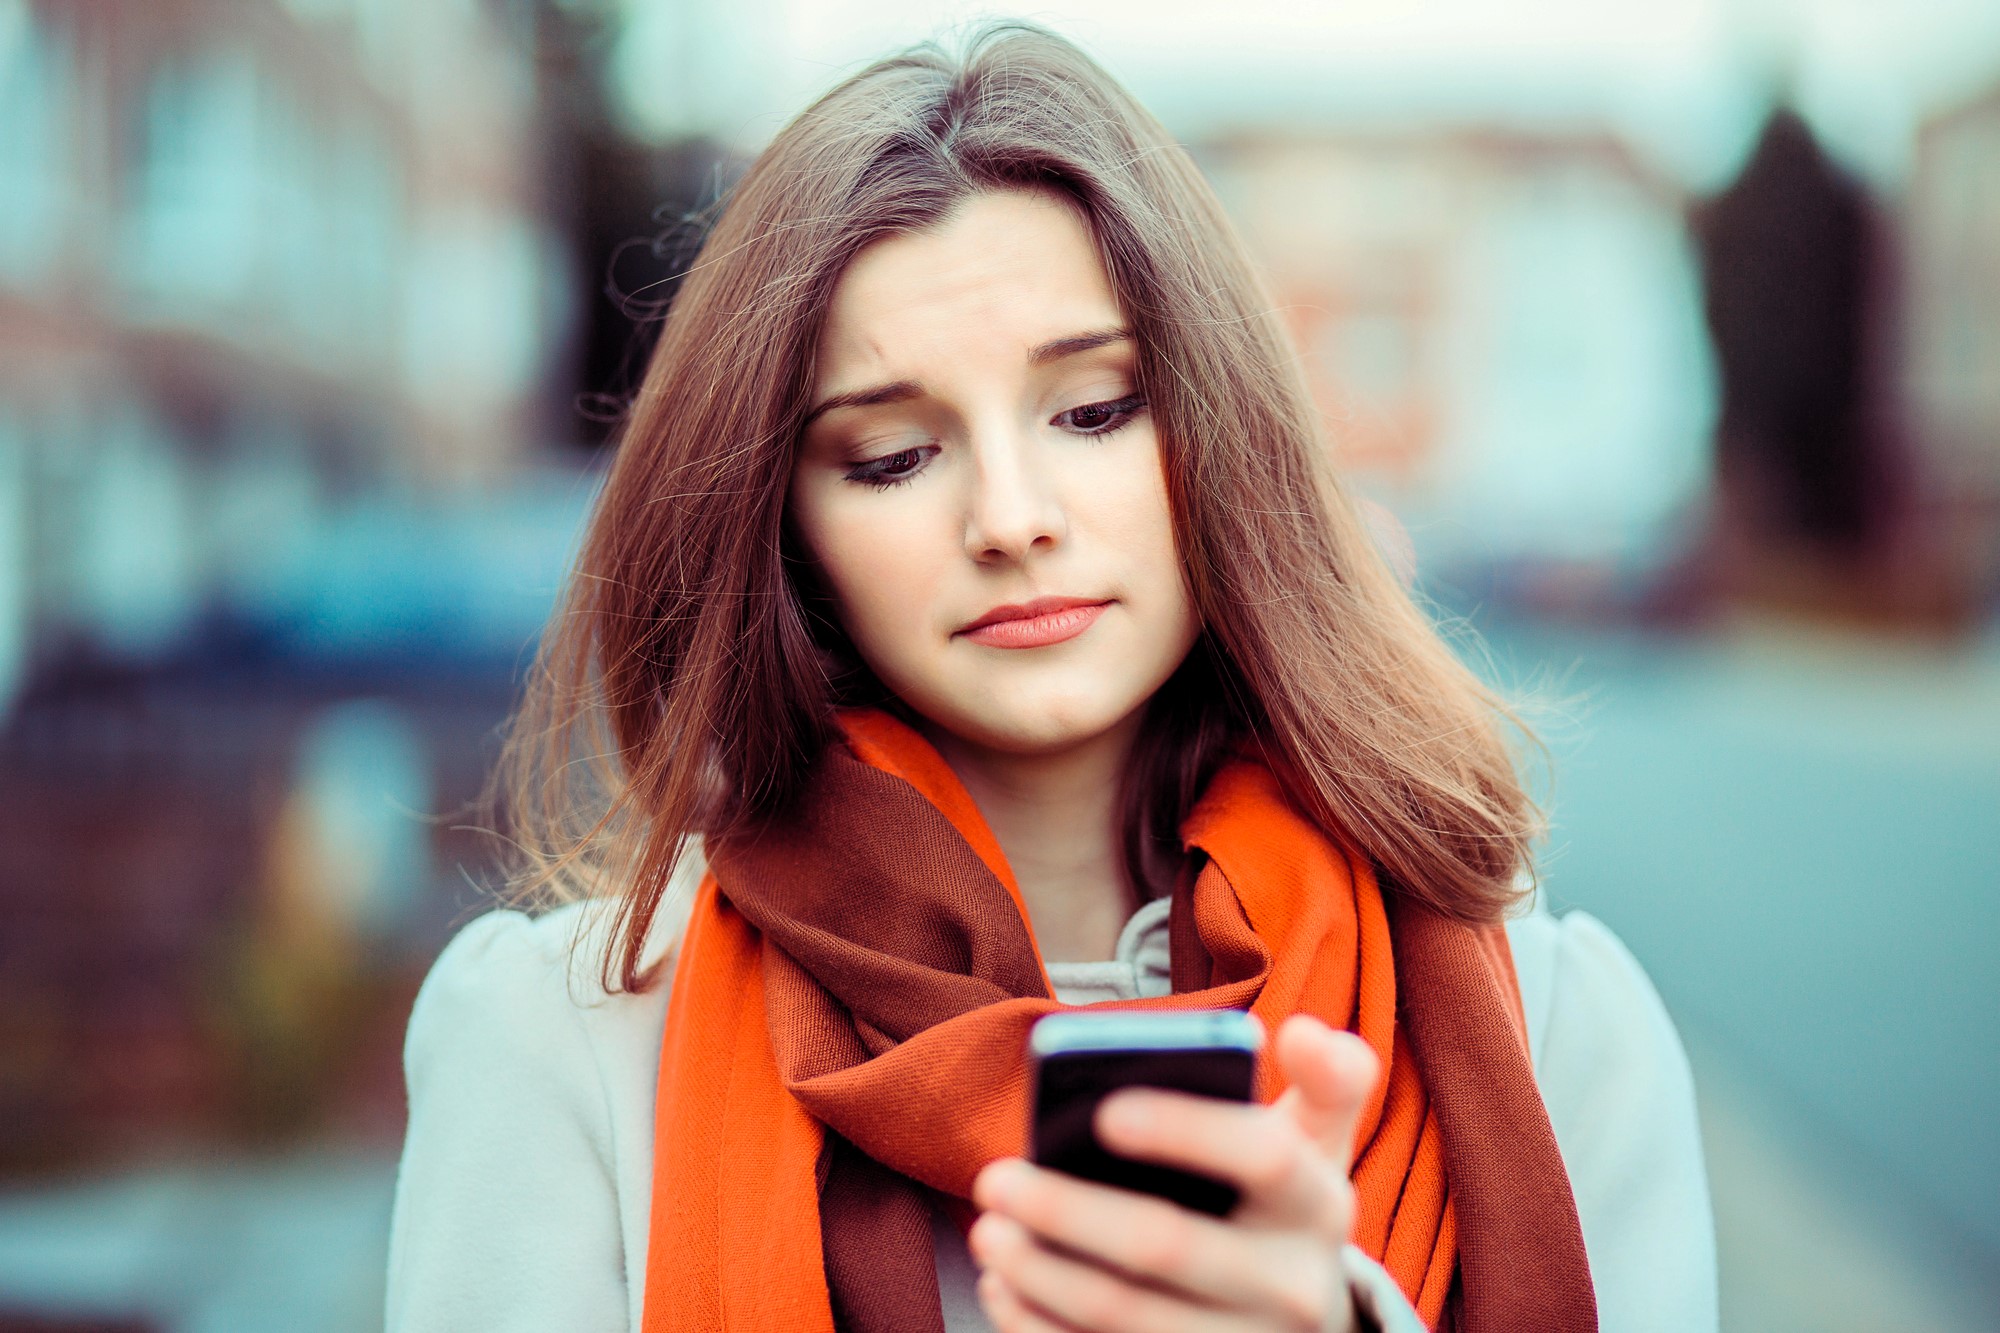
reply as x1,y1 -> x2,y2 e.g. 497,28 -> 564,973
1028,1009 -> 1262,1217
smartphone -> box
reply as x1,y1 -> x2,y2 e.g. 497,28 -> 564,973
1028,1009 -> 1262,1217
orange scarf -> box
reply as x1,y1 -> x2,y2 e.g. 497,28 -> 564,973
642,710 -> 1593,1332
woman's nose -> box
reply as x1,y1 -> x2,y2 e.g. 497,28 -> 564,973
962,425 -> 1066,563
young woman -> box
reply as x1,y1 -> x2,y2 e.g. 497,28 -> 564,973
387,24 -> 1715,1333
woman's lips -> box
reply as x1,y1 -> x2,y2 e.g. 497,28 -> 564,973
958,599 -> 1112,649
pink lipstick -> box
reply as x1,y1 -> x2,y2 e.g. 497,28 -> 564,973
958,597 -> 1111,649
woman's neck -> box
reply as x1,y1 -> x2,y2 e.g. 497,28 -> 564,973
923,712 -> 1144,964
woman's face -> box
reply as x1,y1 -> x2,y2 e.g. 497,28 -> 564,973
789,189 -> 1200,756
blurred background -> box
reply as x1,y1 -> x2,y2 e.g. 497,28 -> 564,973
0,0 -> 1996,1328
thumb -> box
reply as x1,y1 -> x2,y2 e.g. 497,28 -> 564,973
1272,1014 -> 1379,1169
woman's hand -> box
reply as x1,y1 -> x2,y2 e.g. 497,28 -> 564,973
969,1014 -> 1380,1332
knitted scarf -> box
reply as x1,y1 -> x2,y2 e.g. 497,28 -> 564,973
641,709 -> 1594,1332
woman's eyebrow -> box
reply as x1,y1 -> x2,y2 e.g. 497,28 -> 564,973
803,380 -> 921,426
1028,327 -> 1130,366
804,328 -> 1132,424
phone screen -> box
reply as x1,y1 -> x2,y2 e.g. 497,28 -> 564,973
1028,1011 -> 1260,1217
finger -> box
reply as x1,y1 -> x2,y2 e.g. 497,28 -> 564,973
973,1159 -> 1335,1319
970,1211 -> 1270,1333
1091,1090 -> 1338,1225
978,1269 -> 1086,1333
1273,1016 -> 1378,1167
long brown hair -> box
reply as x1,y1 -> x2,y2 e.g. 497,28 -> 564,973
494,22 -> 1539,992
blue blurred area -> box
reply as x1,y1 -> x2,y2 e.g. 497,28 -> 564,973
1,0 -> 1998,1329
1474,616 -> 2000,1323
247,472 -> 596,667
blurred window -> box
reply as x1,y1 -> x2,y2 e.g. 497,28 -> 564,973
70,404 -> 200,657
400,207 -> 549,409
123,45 -> 263,317
0,0 -> 71,288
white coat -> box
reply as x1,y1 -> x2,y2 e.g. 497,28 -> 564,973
386,889 -> 1716,1332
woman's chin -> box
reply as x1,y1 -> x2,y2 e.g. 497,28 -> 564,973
912,683 -> 1149,760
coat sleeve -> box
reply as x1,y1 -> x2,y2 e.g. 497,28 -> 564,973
1345,909 -> 1717,1333
1341,1247 -> 1434,1333
1537,911 -> 1719,1333
385,910 -> 631,1332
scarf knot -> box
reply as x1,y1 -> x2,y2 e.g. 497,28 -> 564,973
643,709 -> 1594,1333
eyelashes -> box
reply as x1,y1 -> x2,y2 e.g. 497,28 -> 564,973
842,394 -> 1149,490
1054,393 -> 1146,436
846,446 -> 933,488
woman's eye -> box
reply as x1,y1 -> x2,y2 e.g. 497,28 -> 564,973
1056,394 -> 1146,436
845,446 -> 933,488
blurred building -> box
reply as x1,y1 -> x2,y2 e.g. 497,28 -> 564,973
0,0 -> 559,706
1698,113 -> 1891,557
1201,128 -> 1716,606
0,0 -> 567,1176
1906,81 -> 2000,617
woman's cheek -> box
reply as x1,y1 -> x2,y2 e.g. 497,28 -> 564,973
819,504 -> 953,680
1083,430 -> 1189,633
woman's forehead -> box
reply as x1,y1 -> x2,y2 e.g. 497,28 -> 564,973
813,190 -> 1123,390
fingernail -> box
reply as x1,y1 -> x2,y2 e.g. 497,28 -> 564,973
976,1158 -> 1027,1206
968,1211 -> 1021,1260
1100,1090 -> 1155,1138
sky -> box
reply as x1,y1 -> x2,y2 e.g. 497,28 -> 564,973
607,0 -> 2000,192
